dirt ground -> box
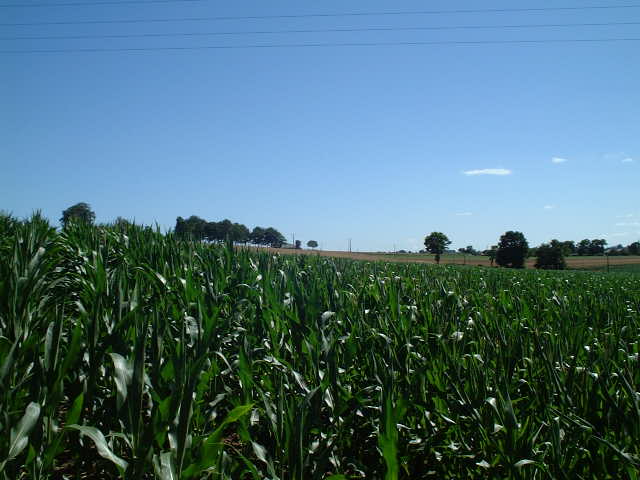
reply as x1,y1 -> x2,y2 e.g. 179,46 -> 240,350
244,246 -> 640,270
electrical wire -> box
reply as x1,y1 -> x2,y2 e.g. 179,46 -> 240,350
2,4 -> 640,26
3,21 -> 639,41
2,37 -> 639,54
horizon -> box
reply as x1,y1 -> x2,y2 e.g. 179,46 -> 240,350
2,0 -> 639,251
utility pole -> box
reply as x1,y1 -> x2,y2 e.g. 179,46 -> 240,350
348,238 -> 352,253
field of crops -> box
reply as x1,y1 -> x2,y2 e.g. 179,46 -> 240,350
1,215 -> 639,479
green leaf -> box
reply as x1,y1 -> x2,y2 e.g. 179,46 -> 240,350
152,451 -> 176,480
109,352 -> 132,410
6,402 -> 41,462
67,425 -> 128,472
251,441 -> 268,464
66,393 -> 84,426
221,404 -> 254,426
200,404 -> 253,469
0,339 -> 18,384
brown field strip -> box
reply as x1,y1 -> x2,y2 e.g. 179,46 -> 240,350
242,246 -> 640,270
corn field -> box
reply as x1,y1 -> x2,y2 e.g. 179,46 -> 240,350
1,214 -> 639,479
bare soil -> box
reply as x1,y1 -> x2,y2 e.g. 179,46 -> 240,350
243,247 -> 640,271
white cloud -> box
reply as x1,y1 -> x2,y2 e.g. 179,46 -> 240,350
616,222 -> 640,227
608,232 -> 629,237
622,157 -> 634,163
551,157 -> 568,164
617,213 -> 634,218
543,205 -> 556,210
463,168 -> 512,176
455,212 -> 473,216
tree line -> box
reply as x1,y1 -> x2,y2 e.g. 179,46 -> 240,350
174,216 -> 287,248
424,230 -> 640,270
57,203 -> 326,249
33,203 -> 640,267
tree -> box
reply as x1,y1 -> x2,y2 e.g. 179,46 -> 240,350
185,215 -> 207,240
534,241 -> 566,270
175,217 -> 187,238
424,232 -> 451,264
250,227 -> 266,245
307,240 -> 318,249
560,240 -> 576,256
295,240 -> 302,249
577,239 -> 591,256
264,227 -> 286,248
459,245 -> 477,255
628,241 -> 640,255
204,221 -> 220,242
589,239 -> 607,255
496,231 -> 529,268
113,216 -> 132,227
60,202 -> 95,228
483,245 -> 498,266
232,223 -> 250,244
216,219 -> 233,241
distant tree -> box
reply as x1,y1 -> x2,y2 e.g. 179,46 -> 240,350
175,217 -> 187,238
0,211 -> 19,240
483,245 -> 498,266
295,239 -> 302,249
232,223 -> 250,244
113,216 -> 132,227
560,240 -> 576,256
307,240 -> 318,249
60,202 -> 95,228
496,231 -> 529,268
250,227 -> 266,245
577,239 -> 591,256
216,219 -> 233,241
185,215 -> 207,240
424,232 -> 451,264
589,239 -> 607,255
535,241 -> 566,270
264,227 -> 286,248
628,241 -> 640,255
204,221 -> 220,242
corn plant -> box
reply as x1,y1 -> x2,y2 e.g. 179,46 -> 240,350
0,214 -> 638,479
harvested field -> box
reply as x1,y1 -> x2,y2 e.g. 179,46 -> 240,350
251,247 -> 640,271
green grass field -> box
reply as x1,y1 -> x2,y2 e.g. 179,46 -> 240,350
1,215 -> 639,479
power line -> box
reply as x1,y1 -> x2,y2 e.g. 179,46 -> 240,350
0,0 -> 205,6
3,21 -> 639,41
2,4 -> 640,26
2,37 -> 639,53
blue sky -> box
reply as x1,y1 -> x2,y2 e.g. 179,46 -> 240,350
2,0 -> 639,251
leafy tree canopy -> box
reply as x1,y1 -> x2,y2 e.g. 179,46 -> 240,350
534,240 -> 566,270
496,231 -> 529,268
307,240 -> 318,249
424,232 -> 451,264
60,202 -> 95,228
